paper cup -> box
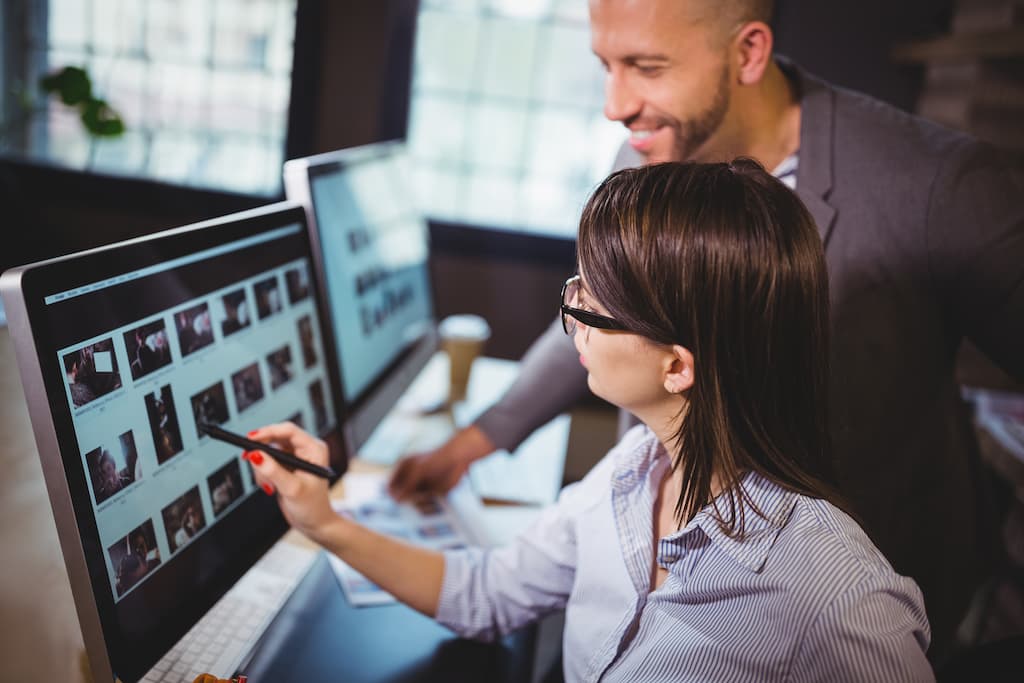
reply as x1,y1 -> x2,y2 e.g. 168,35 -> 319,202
438,315 -> 491,404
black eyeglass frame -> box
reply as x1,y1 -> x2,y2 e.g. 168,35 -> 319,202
560,275 -> 630,335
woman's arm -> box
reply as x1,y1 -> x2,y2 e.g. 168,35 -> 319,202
245,421 -> 445,617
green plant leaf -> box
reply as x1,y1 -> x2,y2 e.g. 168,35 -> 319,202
80,98 -> 125,137
40,66 -> 93,106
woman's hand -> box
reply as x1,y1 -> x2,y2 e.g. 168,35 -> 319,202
244,421 -> 341,545
248,422 -> 447,617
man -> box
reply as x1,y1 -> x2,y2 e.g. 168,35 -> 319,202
389,0 -> 1024,663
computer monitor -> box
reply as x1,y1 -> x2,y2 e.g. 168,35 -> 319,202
283,140 -> 438,455
0,201 -> 345,683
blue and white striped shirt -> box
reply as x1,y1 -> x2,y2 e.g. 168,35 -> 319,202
437,425 -> 933,682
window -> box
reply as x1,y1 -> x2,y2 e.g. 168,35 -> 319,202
407,0 -> 625,238
1,0 -> 296,196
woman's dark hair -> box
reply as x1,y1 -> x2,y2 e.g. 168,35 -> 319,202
577,158 -> 850,537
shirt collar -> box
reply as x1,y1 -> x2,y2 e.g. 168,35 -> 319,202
610,426 -> 666,496
680,472 -> 798,573
611,429 -> 800,573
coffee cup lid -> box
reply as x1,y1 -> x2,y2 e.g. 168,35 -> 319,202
439,314 -> 491,340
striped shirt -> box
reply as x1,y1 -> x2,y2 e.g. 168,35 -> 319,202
437,425 -> 933,682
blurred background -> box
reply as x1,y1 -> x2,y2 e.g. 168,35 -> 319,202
8,0 -> 1022,361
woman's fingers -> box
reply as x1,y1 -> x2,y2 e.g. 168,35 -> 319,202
247,421 -> 328,467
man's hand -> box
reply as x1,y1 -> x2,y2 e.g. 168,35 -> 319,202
387,424 -> 496,501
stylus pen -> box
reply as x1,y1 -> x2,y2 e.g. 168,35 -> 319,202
198,421 -> 337,480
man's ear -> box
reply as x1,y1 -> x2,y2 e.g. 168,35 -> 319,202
663,345 -> 694,394
733,21 -> 773,86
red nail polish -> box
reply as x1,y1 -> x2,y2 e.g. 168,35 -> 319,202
247,430 -> 258,437
249,451 -> 264,465
241,451 -> 250,462
262,483 -> 274,495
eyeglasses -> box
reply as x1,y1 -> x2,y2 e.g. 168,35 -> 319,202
560,275 -> 629,336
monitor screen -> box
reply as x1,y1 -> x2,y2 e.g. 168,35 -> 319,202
0,202 -> 345,683
283,140 -> 438,452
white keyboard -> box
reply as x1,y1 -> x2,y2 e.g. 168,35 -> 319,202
141,542 -> 318,683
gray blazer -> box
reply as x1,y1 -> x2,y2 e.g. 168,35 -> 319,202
475,60 -> 1024,657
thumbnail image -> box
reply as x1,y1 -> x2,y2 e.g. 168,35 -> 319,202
285,264 -> 310,304
309,378 -> 328,433
220,288 -> 251,337
124,319 -> 172,381
191,381 -> 230,431
254,276 -> 283,320
266,345 -> 294,390
86,430 -> 142,505
297,315 -> 317,369
175,303 -> 214,357
63,338 -> 122,408
207,459 -> 244,518
109,519 -> 161,597
145,384 -> 184,464
231,362 -> 265,413
162,486 -> 207,554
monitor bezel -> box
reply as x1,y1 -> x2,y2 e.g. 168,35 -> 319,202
283,140 -> 440,455
0,201 -> 347,683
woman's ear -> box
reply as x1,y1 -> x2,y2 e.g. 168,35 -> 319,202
663,345 -> 694,394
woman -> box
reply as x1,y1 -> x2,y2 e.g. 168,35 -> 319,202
244,160 -> 932,681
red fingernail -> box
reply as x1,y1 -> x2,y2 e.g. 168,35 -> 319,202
240,451 -> 249,462
262,483 -> 274,495
249,451 -> 264,465
247,430 -> 258,437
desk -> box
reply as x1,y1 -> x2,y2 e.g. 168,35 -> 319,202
0,324 -> 90,681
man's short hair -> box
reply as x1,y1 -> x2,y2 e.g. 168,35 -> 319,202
689,0 -> 775,42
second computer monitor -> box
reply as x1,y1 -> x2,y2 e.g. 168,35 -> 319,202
283,140 -> 438,454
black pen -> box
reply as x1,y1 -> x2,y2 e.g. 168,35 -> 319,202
198,421 -> 337,480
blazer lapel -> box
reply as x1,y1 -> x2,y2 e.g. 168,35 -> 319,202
798,190 -> 837,247
783,59 -> 839,247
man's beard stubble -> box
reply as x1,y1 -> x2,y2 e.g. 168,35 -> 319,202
669,62 -> 731,162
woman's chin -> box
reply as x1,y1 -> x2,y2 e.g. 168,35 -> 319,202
586,375 -> 611,406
